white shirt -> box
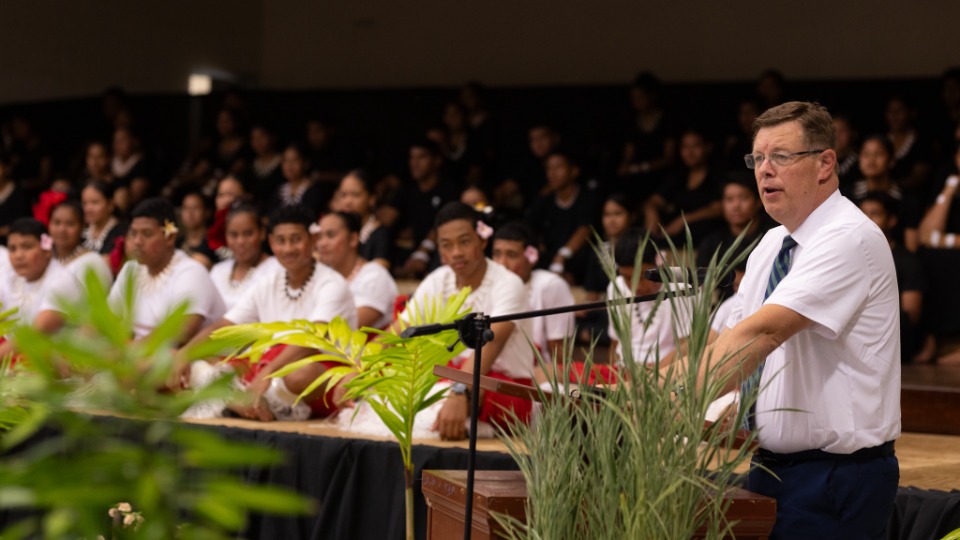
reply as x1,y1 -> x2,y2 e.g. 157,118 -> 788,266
225,261 -> 357,327
209,257 -> 281,312
349,261 -> 398,330
109,250 -> 226,339
526,269 -> 574,363
711,295 -> 736,334
0,246 -> 10,276
726,190 -> 901,454
402,259 -> 534,380
607,275 -> 693,365
64,251 -> 113,291
0,259 -> 81,327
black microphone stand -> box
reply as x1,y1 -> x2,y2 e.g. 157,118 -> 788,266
402,282 -> 706,540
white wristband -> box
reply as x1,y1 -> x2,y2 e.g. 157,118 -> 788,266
938,194 -> 947,205
410,250 -> 430,263
948,175 -> 959,188
558,247 -> 573,259
931,231 -> 942,246
947,233 -> 956,248
549,262 -> 565,273
420,239 -> 436,251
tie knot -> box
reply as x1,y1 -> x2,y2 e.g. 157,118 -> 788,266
780,235 -> 798,253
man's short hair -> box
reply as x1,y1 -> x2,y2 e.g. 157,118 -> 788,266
545,145 -> 581,168
614,228 -> 657,268
410,137 -> 442,157
859,191 -> 899,217
492,221 -> 538,248
131,197 -> 178,227
753,101 -> 836,151
434,201 -> 479,230
268,204 -> 316,234
8,218 -> 47,240
860,133 -> 894,157
722,173 -> 760,199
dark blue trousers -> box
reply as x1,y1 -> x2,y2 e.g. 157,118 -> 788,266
748,452 -> 899,540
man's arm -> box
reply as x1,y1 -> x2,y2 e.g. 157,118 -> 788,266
673,304 -> 813,394
434,320 -> 516,440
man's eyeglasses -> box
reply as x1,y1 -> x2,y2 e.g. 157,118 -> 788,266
744,149 -> 825,169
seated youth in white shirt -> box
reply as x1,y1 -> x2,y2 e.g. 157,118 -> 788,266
0,218 -> 82,359
180,204 -> 357,421
398,202 -> 534,441
316,211 -> 398,330
48,200 -> 113,290
208,202 -> 279,311
607,228 -> 693,365
108,198 -> 225,345
491,221 -> 575,369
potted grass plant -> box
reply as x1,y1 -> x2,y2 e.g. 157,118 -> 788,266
205,288 -> 472,540
0,271 -> 312,539
492,228 -> 762,539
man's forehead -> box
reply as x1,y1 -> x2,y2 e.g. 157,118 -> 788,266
437,220 -> 472,239
753,121 -> 803,151
130,217 -> 161,230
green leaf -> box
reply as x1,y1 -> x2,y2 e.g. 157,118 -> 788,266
193,494 -> 247,531
206,480 -> 314,515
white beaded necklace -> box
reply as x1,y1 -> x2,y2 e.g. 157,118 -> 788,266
135,251 -> 183,296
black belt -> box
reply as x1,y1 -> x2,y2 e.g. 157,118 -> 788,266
755,440 -> 895,465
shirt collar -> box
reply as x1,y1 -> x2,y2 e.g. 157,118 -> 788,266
787,189 -> 843,249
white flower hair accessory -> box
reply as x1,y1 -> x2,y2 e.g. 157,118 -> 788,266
523,245 -> 539,265
163,220 -> 180,239
40,233 -> 53,251
475,221 -> 494,240
309,222 -> 322,235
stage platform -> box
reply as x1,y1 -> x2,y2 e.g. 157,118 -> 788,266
175,417 -> 960,539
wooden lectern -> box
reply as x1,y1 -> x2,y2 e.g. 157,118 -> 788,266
422,470 -> 776,540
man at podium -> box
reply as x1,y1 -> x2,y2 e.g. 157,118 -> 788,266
680,102 -> 900,539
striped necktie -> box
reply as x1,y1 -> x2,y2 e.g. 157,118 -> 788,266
742,235 -> 798,430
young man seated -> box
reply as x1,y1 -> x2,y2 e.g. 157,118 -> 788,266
491,221 -> 575,377
0,218 -> 81,360
109,198 -> 225,345
607,228 -> 693,365
180,204 -> 357,421
399,202 -> 534,440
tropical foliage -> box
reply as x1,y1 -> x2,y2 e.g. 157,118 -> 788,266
493,227 -> 761,539
207,287 -> 472,540
0,271 -> 312,539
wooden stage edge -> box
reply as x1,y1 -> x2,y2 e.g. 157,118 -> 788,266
186,416 -> 960,493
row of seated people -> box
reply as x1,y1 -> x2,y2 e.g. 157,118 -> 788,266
0,199 -> 650,439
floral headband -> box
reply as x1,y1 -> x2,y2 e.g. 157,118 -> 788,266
476,221 -> 493,240
163,220 -> 180,239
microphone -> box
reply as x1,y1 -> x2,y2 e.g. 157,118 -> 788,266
400,323 -> 446,339
643,267 -> 734,289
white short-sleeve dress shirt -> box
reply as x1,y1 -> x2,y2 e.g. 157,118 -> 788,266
725,190 -> 901,454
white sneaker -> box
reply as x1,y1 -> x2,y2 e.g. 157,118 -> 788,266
179,362 -> 235,419
261,378 -> 311,421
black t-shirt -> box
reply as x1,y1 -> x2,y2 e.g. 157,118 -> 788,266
0,183 -> 31,233
360,225 -> 393,264
656,168 -> 723,222
525,187 -> 599,260
892,245 -> 925,294
696,223 -> 771,299
387,179 -> 459,246
265,182 -> 329,217
180,236 -> 220,266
